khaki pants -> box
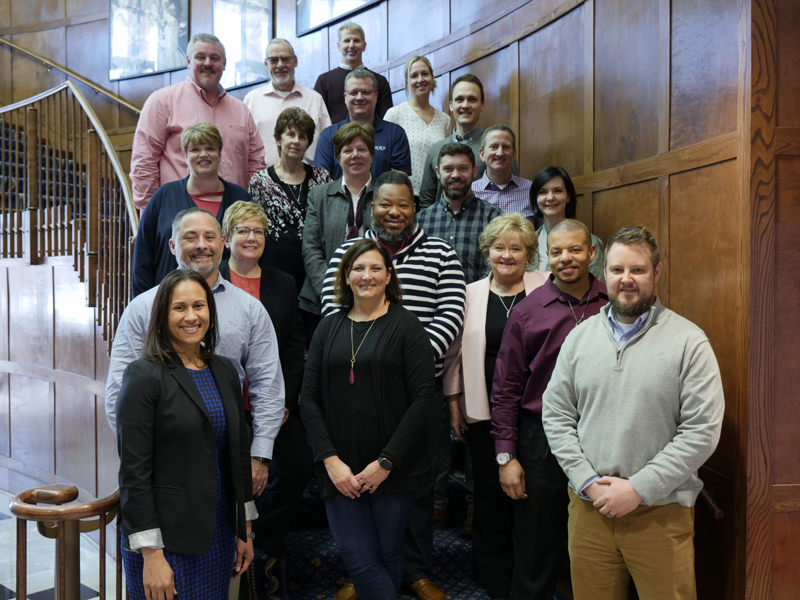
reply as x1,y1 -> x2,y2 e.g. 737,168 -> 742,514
567,487 -> 697,600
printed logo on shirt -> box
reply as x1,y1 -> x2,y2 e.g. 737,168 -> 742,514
375,145 -> 386,151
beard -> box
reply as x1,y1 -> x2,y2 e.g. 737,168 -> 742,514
442,179 -> 471,201
609,291 -> 654,320
374,218 -> 416,243
178,252 -> 220,279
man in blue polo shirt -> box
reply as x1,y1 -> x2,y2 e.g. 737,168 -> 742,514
314,68 -> 411,180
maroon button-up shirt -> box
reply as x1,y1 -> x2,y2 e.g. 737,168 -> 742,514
491,275 -> 608,455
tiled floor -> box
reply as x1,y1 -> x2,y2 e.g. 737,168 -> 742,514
0,490 -> 123,599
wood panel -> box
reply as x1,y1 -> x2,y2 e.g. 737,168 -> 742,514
10,0 -> 64,28
518,4 -> 585,179
53,266 -> 96,493
11,29 -> 68,104
117,73 -> 171,129
66,0 -> 105,19
776,0 -> 800,128
593,0 -> 660,171
670,0 -> 739,151
592,178 -> 660,263
387,0 -> 448,62
669,160 -> 742,478
0,43 -> 10,106
0,1 -> 9,29
327,2 -> 388,71
771,512 -> 800,599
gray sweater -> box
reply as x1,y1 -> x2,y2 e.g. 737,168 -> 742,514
542,299 -> 724,507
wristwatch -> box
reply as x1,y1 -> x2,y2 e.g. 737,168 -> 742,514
496,453 -> 516,466
252,456 -> 270,464
378,457 -> 394,471
246,532 -> 256,540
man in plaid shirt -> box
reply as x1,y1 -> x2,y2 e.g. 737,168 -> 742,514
418,142 -> 503,284
472,125 -> 535,221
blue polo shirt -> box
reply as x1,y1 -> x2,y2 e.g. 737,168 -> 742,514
313,116 -> 412,180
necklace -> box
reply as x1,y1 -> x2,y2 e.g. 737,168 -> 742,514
350,317 -> 378,384
285,181 -> 304,205
493,280 -> 524,318
565,281 -> 593,326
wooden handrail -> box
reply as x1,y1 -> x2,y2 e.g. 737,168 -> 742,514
9,484 -> 120,521
0,36 -> 141,115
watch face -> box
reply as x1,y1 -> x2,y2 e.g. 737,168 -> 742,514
496,453 -> 509,465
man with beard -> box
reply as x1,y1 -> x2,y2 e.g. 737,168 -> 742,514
489,219 -> 607,600
320,171 -> 466,600
417,143 -> 502,285
542,225 -> 724,600
243,38 -> 331,166
106,208 -> 285,498
130,33 -> 266,211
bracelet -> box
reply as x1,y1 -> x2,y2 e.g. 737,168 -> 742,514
246,532 -> 255,540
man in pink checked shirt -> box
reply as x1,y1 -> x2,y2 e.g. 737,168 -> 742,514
129,33 -> 266,211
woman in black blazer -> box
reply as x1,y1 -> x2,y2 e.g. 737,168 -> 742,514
117,269 -> 255,600
219,200 -> 314,559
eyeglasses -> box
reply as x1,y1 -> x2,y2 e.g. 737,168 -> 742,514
231,226 -> 266,238
267,55 -> 294,65
346,89 -> 376,98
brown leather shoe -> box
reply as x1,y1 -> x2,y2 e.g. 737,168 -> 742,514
403,578 -> 447,600
333,582 -> 358,600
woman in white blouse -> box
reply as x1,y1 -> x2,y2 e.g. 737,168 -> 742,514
384,55 -> 451,197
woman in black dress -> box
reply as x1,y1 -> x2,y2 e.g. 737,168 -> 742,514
300,239 -> 436,600
117,270 -> 255,600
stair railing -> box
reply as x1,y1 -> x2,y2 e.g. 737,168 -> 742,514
9,484 -> 123,600
0,80 -> 139,350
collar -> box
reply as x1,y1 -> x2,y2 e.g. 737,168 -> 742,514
607,304 -> 650,330
367,224 -> 424,258
439,191 -> 477,215
452,124 -> 483,143
211,271 -> 228,292
341,174 -> 373,196
264,80 -> 301,96
343,114 -> 383,131
185,75 -> 226,104
477,171 -> 519,190
340,62 -> 366,71
540,274 -> 604,307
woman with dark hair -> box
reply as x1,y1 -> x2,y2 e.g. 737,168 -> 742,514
300,239 -> 436,600
132,123 -> 252,297
248,107 -> 333,294
117,269 -> 255,600
529,166 -> 605,281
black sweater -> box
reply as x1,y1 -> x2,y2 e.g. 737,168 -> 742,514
300,303 -> 436,498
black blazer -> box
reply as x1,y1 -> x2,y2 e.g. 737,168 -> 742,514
219,261 -> 304,413
117,354 -> 253,555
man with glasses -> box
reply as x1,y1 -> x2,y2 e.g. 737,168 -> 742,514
313,68 -> 411,181
244,38 -> 332,166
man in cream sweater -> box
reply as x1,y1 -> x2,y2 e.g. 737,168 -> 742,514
542,225 -> 724,600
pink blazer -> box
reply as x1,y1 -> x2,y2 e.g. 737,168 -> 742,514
443,270 -> 548,423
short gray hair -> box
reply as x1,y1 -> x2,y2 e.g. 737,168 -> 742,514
266,38 -> 295,58
187,33 -> 226,60
344,68 -> 378,94
171,207 -> 221,241
480,124 -> 517,151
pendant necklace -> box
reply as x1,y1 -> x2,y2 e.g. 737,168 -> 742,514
566,281 -> 593,326
350,316 -> 378,384
494,281 -> 522,319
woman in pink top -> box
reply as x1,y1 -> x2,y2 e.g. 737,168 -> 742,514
442,213 -> 547,600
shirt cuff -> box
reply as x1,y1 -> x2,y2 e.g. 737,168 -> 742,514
579,475 -> 600,501
494,439 -> 518,456
244,500 -> 258,521
128,528 -> 164,552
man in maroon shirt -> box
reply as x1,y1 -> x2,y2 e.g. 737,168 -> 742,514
490,219 -> 608,600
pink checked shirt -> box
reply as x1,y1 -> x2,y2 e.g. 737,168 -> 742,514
130,76 -> 266,210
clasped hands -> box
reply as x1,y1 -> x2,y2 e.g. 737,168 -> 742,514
585,476 -> 643,518
323,455 -> 390,499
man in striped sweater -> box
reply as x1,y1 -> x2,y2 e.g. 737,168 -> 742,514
321,171 -> 466,600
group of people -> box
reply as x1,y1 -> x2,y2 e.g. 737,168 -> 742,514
107,21 -> 726,600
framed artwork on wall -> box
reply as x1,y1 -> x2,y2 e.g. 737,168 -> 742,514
213,0 -> 272,90
109,0 -> 189,81
296,0 -> 382,37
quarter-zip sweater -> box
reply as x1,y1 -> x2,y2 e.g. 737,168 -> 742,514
542,298 -> 725,507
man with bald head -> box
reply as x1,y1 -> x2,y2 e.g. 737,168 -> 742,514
244,38 -> 332,166
130,33 -> 266,210
489,219 -> 608,600
105,208 -> 285,498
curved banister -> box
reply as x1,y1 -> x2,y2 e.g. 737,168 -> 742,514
9,484 -> 120,521
0,36 -> 142,115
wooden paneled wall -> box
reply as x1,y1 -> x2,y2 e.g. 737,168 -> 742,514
1,0 -> 789,597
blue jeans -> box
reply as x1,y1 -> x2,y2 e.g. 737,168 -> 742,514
325,492 -> 415,600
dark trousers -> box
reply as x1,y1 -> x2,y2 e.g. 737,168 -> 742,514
402,386 -> 443,582
326,493 -> 415,600
252,412 -> 314,555
512,412 -> 569,600
466,420 -> 515,599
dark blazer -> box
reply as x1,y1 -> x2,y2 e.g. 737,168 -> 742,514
131,176 -> 252,297
299,177 -> 374,314
219,261 -> 304,413
117,354 -> 253,555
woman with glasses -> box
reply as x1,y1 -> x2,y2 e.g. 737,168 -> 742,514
218,201 -> 311,565
132,122 -> 252,296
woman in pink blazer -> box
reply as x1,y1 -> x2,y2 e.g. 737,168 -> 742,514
443,213 -> 547,600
